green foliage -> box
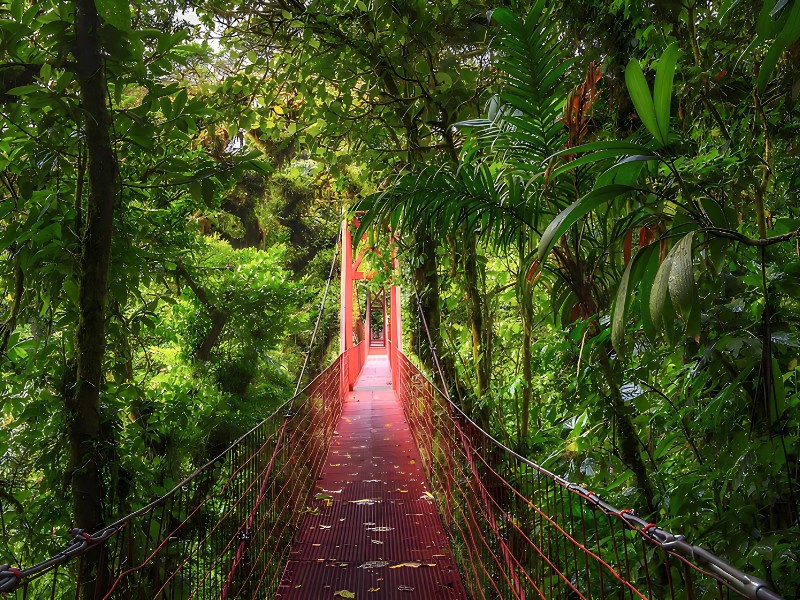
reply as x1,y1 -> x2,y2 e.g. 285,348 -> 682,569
0,0 -> 347,573
362,0 -> 800,595
2,0 -> 800,597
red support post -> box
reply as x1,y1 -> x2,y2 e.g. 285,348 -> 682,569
389,256 -> 402,389
340,220 -> 362,388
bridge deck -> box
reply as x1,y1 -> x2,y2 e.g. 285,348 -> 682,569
277,355 -> 467,599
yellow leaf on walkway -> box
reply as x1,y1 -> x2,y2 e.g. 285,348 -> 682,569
334,591 -> 355,598
389,562 -> 436,568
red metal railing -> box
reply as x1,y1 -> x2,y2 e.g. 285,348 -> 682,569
0,345 -> 362,599
390,342 -> 784,600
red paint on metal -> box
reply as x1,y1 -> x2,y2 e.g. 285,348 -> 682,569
277,356 -> 468,599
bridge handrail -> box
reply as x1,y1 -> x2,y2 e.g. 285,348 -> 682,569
0,344 -> 361,595
390,342 -> 783,600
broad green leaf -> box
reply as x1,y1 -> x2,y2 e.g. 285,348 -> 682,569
757,39 -> 787,94
538,185 -> 637,261
612,243 -> 658,355
667,232 -> 695,322
201,178 -> 215,204
10,0 -> 23,21
638,244 -> 661,342
757,0 -> 800,93
625,59 -> 663,146
653,42 -> 679,145
63,280 -> 79,307
95,0 -> 132,31
650,254 -> 673,331
699,197 -> 728,228
550,148 -> 658,179
173,89 -> 187,117
596,155 -> 650,187
189,180 -> 202,202
612,255 -> 635,355
757,0 -> 786,37
0,201 -> 15,221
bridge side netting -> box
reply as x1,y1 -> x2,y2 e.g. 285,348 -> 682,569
391,345 -> 783,600
0,346 -> 359,599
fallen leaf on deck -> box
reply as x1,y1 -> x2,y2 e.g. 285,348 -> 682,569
320,525 -> 332,529
350,498 -> 380,505
390,562 -> 436,569
315,493 -> 333,501
367,526 -> 394,532
371,539 -> 384,544
358,561 -> 388,569
334,591 -> 355,598
367,588 -> 380,592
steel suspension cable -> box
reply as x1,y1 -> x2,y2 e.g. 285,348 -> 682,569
0,226 -> 349,596
408,281 -> 782,600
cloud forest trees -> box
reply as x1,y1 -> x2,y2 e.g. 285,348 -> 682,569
360,0 -> 800,592
1,0 -> 800,596
0,0 -> 339,580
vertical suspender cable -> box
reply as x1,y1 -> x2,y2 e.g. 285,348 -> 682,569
413,286 -> 452,401
294,224 -> 343,395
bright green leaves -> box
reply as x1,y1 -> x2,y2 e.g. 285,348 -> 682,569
538,185 -> 638,261
625,61 -> 662,145
756,0 -> 800,94
95,0 -> 132,32
625,42 -> 680,147
653,42 -> 679,145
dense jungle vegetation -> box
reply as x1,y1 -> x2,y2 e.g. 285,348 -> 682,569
1,0 -> 799,596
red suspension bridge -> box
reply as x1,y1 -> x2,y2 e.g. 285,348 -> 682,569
0,222 -> 785,599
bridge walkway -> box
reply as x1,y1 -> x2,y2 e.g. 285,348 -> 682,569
276,355 -> 467,599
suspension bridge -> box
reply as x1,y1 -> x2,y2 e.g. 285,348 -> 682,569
0,221 -> 785,599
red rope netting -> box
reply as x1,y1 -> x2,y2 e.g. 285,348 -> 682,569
390,343 -> 783,600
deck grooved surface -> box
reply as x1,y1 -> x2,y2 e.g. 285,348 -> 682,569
276,356 -> 467,599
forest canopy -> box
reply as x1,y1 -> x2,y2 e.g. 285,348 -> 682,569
1,0 -> 799,596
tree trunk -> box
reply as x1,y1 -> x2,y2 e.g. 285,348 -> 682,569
521,325 -> 532,443
70,0 -> 119,595
463,233 -> 491,428
175,264 -> 228,361
571,267 -> 657,517
197,310 -> 227,361
596,346 -> 658,517
412,229 -> 441,371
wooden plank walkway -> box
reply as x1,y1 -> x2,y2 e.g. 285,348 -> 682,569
277,355 -> 467,599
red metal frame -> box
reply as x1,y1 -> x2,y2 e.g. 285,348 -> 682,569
340,218 -> 401,383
